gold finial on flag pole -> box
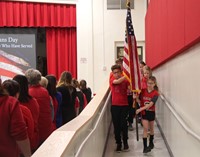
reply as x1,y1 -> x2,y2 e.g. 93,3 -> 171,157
126,0 -> 130,8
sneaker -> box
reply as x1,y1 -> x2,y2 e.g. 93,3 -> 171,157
128,123 -> 134,131
116,144 -> 122,153
123,143 -> 130,152
143,147 -> 151,153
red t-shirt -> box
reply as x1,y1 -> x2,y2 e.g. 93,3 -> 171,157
141,77 -> 147,89
29,85 -> 52,144
140,89 -> 159,115
110,76 -> 129,106
0,96 -> 28,157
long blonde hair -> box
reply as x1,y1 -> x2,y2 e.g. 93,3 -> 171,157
57,71 -> 72,87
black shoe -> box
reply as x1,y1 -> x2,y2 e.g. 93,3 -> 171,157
123,143 -> 130,152
116,144 -> 122,153
143,147 -> 151,153
128,123 -> 134,131
149,143 -> 154,149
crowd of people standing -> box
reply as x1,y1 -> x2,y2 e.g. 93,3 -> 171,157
0,69 -> 92,157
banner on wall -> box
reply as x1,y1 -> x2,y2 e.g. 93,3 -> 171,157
0,34 -> 36,81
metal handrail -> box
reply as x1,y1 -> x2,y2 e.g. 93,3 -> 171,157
160,94 -> 200,142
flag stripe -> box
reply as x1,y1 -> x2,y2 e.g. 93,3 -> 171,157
122,0 -> 141,91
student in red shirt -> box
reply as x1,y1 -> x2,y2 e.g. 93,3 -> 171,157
2,79 -> 34,146
110,64 -> 130,152
0,80 -> 31,157
45,75 -> 63,130
139,60 -> 146,76
25,69 -> 52,145
13,74 -> 40,151
79,79 -> 91,105
109,58 -> 123,87
141,65 -> 152,89
135,76 -> 159,153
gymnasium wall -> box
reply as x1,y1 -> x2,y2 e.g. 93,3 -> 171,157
146,1 -> 200,156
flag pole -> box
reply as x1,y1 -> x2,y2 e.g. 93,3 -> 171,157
132,98 -> 139,141
123,0 -> 141,142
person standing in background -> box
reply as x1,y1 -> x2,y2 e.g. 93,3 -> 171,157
139,61 -> 146,76
39,76 -> 54,123
80,79 -> 92,104
73,78 -> 87,114
13,74 -> 40,152
25,68 -> 52,145
57,71 -> 77,124
0,80 -> 31,157
141,65 -> 152,89
46,75 -> 63,129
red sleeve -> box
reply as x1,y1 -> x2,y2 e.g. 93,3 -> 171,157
109,76 -> 115,89
10,98 -> 28,141
74,97 -> 80,108
20,105 -> 34,141
83,94 -> 88,108
109,73 -> 114,87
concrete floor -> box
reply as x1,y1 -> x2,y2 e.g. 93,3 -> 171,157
104,120 -> 171,157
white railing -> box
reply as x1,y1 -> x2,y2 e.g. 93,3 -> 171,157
32,81 -> 111,157
160,94 -> 200,142
156,94 -> 200,157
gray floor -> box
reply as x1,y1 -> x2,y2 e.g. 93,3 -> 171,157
104,120 -> 171,157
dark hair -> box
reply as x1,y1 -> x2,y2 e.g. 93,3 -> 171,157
111,64 -> 122,71
148,76 -> 159,91
80,79 -> 87,90
2,79 -> 20,97
72,78 -> 80,88
140,60 -> 146,66
0,84 -> 8,96
13,74 -> 32,103
115,58 -> 123,64
45,75 -> 57,97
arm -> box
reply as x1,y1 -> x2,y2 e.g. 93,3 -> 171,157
136,94 -> 158,114
16,138 -> 31,157
136,101 -> 154,114
50,97 -> 54,121
113,76 -> 126,84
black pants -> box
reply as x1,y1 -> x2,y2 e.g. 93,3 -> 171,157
111,105 -> 129,145
127,95 -> 136,124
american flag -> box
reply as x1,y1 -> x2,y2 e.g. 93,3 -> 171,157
123,0 -> 141,91
0,49 -> 30,82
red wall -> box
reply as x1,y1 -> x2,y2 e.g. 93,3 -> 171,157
145,0 -> 200,69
